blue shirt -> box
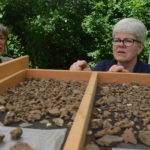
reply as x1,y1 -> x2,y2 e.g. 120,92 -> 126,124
92,59 -> 150,73
0,57 -> 12,63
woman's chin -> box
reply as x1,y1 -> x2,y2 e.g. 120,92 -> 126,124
115,58 -> 128,63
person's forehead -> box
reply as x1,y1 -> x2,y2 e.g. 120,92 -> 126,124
114,32 -> 136,38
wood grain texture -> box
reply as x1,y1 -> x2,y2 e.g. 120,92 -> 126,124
0,70 -> 26,94
63,72 -> 97,150
97,71 -> 150,84
0,56 -> 29,80
26,69 -> 92,81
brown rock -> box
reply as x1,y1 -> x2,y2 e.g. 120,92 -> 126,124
96,134 -> 123,146
122,128 -> 137,144
10,142 -> 34,150
52,118 -> 64,126
10,128 -> 23,139
0,133 -> 5,142
4,111 -> 15,125
84,143 -> 100,150
27,110 -> 41,122
91,119 -> 103,129
1,78 -> 87,128
48,108 -> 60,117
138,130 -> 150,145
0,96 -> 6,105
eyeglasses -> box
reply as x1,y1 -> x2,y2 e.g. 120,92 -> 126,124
112,38 -> 141,47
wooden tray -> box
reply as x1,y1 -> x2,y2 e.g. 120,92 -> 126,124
0,56 -> 93,150
0,56 -> 150,150
63,72 -> 150,150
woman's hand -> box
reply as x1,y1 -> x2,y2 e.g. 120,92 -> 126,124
108,65 -> 129,72
69,60 -> 91,71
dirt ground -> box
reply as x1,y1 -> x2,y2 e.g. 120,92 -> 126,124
0,78 -> 87,128
85,82 -> 150,150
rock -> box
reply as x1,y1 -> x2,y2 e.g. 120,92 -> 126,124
1,78 -> 87,128
0,134 -> 5,142
122,128 -> 137,144
96,134 -> 123,146
40,119 -> 49,124
48,108 -> 60,117
91,119 -> 103,129
27,110 -> 41,122
19,122 -> 33,128
10,142 -> 34,150
103,119 -> 112,129
0,96 -> 6,105
46,122 -> 52,128
86,82 -> 150,148
0,105 -> 6,112
114,118 -> 134,128
52,118 -> 64,126
4,111 -> 15,125
138,130 -> 150,145
84,143 -> 100,150
10,128 -> 23,139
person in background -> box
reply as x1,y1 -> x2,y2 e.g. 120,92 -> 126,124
70,18 -> 150,73
0,24 -> 12,63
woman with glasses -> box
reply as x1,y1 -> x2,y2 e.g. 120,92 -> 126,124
0,24 -> 12,63
70,18 -> 150,73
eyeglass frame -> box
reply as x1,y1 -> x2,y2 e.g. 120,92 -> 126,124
112,38 -> 141,47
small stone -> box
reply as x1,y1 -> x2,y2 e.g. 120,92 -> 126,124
10,128 -> 23,139
127,103 -> 132,106
0,134 -> 5,142
87,130 -> 93,136
0,105 -> 6,112
0,96 -> 6,105
48,108 -> 60,117
96,134 -> 123,146
40,119 -> 49,124
4,111 -> 15,125
46,122 -> 52,127
84,143 -> 99,150
19,122 -> 32,128
138,130 -> 150,145
10,141 -> 34,150
52,118 -> 64,126
122,128 -> 137,144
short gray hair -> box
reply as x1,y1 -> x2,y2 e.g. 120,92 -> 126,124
112,18 -> 147,42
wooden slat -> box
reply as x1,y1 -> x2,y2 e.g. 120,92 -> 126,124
26,69 -> 91,81
0,70 -> 26,94
0,56 -> 29,80
63,72 -> 97,150
97,72 -> 150,84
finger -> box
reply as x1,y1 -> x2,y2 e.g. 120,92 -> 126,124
108,65 -> 124,72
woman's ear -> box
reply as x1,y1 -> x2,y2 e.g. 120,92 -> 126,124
137,43 -> 144,55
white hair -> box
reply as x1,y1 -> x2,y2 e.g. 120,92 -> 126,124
112,18 -> 147,42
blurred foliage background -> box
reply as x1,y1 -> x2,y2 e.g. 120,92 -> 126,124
0,0 -> 150,69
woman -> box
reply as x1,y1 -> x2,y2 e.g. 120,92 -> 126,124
70,18 -> 150,73
0,24 -> 12,63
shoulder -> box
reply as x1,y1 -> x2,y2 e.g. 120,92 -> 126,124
0,57 -> 13,63
134,61 -> 150,73
92,59 -> 117,71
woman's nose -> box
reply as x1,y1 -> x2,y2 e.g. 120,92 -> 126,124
117,41 -> 126,47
